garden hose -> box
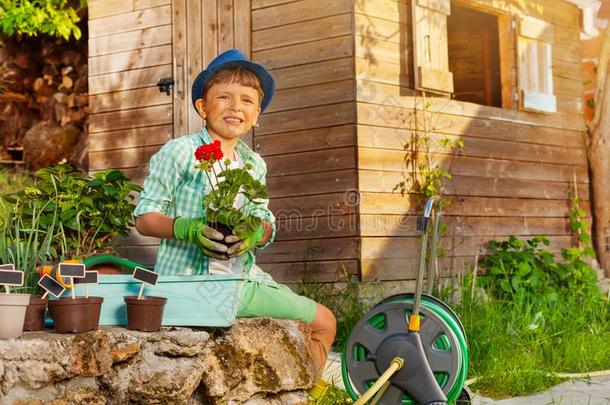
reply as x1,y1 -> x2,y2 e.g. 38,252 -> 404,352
342,298 -> 469,404
354,357 -> 405,405
83,255 -> 153,272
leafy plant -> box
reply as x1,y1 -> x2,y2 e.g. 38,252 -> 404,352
0,197 -> 57,293
478,236 -> 600,305
0,0 -> 87,40
2,164 -> 142,259
194,140 -> 268,236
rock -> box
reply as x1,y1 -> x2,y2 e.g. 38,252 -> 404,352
21,122 -> 81,170
0,321 -> 318,404
67,331 -> 113,376
201,319 -> 317,403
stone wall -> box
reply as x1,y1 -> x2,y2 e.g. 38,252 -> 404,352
0,319 -> 317,404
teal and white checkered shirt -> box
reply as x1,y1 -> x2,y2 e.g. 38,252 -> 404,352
134,128 -> 276,285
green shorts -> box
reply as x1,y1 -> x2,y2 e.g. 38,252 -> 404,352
236,280 -> 317,324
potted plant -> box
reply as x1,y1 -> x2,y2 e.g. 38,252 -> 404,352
47,262 -> 104,333
123,267 -> 166,332
0,194 -> 57,332
194,140 -> 268,246
1,165 -> 142,330
0,265 -> 29,339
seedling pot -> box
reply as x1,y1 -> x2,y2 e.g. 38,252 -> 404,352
124,296 -> 167,332
48,297 -> 104,334
23,296 -> 48,331
0,294 -> 30,339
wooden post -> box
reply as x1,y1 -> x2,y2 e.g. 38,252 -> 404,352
587,24 -> 610,277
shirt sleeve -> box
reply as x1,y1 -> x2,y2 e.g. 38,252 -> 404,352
248,156 -> 276,250
134,140 -> 188,218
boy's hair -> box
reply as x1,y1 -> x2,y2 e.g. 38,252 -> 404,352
202,65 -> 264,107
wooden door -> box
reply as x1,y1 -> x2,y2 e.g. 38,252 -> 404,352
172,0 -> 252,137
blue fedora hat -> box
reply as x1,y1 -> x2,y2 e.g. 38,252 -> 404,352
191,49 -> 275,112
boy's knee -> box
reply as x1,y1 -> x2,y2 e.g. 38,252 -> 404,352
316,303 -> 337,332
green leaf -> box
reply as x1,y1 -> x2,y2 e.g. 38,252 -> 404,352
516,262 -> 531,277
511,276 -> 522,291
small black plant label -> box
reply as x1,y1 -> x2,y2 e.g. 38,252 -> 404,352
72,271 -> 98,285
38,274 -> 65,298
58,263 -> 86,278
0,269 -> 23,286
133,267 -> 158,286
0,264 -> 15,270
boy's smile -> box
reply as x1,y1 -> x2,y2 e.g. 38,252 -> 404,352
195,82 -> 260,151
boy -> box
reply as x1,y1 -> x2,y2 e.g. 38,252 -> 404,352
133,49 -> 336,376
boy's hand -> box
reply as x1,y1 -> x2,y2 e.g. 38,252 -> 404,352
226,225 -> 265,258
173,217 -> 228,260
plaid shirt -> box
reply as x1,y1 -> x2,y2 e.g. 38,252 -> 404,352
134,128 -> 276,285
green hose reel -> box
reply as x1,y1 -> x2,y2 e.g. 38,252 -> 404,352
342,296 -> 469,404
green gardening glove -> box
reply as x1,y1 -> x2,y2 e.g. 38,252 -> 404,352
173,217 -> 229,260
226,224 -> 265,258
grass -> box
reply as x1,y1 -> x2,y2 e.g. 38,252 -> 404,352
444,275 -> 610,398
297,265 -> 372,353
310,382 -> 353,405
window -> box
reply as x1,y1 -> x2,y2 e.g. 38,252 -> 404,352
447,3 -> 502,107
411,0 -> 557,113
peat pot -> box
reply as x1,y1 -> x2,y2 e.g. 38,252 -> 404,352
124,296 -> 167,332
0,294 -> 30,339
48,297 -> 103,333
23,296 -> 48,331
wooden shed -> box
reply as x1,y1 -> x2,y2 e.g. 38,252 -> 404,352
87,0 -> 590,283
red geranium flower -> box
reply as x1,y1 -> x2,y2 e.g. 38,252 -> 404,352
195,140 -> 223,161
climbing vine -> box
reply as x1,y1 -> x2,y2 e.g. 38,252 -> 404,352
394,93 -> 463,203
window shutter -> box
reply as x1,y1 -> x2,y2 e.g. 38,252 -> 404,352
412,0 -> 453,94
516,16 -> 556,113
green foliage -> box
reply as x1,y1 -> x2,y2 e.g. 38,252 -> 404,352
480,191 -> 599,306
0,196 -> 57,292
478,235 -> 600,305
202,162 -> 268,236
0,0 -> 86,40
2,164 -> 142,260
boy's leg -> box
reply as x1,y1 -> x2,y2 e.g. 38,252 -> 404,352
309,303 -> 337,372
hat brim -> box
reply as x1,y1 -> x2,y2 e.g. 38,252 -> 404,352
191,60 -> 275,113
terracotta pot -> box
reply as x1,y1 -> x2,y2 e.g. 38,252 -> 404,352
0,294 -> 30,339
23,296 -> 48,331
48,297 -> 103,334
124,296 -> 167,332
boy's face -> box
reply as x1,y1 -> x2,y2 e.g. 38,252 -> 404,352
195,82 -> 261,144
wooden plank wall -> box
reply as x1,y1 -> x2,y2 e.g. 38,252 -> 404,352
87,0 -> 174,264
355,0 -> 590,281
251,0 -> 359,282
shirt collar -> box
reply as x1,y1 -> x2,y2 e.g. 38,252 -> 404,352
197,127 -> 256,165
